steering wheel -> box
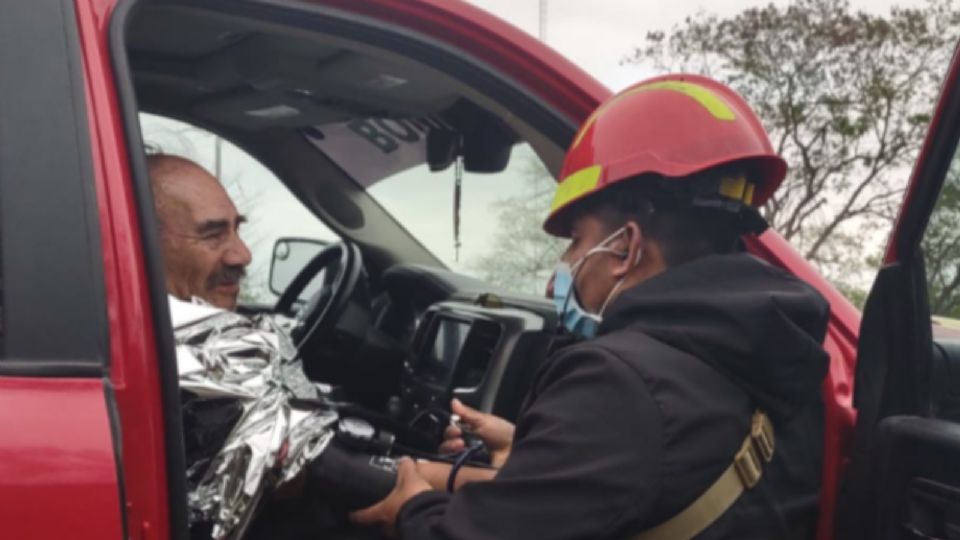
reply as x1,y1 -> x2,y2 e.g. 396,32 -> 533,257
275,241 -> 364,349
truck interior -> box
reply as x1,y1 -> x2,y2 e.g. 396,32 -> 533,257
117,1 -> 580,537
122,0 -> 575,411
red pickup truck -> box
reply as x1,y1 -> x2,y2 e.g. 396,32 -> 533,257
0,1 -> 957,539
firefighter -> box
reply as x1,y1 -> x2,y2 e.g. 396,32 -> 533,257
352,74 -> 830,540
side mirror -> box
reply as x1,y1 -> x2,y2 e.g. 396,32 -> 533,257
269,237 -> 328,299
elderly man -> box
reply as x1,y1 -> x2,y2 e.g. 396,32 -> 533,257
149,155 -> 340,539
147,154 -> 252,310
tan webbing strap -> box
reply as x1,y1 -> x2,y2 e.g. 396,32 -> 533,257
632,411 -> 775,540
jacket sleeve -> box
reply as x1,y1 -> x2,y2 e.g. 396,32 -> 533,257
396,346 -> 664,540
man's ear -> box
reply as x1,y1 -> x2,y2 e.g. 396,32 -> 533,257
611,221 -> 643,279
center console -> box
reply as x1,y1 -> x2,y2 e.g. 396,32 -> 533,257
308,298 -> 556,521
395,301 -> 548,435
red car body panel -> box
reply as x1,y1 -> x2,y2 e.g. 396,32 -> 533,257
0,378 -> 124,540
77,1 -> 174,538
3,1 -> 858,538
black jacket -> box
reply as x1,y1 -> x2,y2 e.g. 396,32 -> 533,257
398,253 -> 830,540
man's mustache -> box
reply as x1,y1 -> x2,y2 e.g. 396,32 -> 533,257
207,265 -> 246,289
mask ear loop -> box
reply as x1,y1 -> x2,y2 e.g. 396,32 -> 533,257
582,226 -> 630,259
598,233 -> 643,317
557,226 -> 635,332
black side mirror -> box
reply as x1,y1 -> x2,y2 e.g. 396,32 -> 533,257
269,237 -> 328,299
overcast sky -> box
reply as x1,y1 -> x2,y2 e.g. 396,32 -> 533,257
466,0 -> 922,90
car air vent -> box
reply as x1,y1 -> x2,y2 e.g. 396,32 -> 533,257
410,311 -> 436,354
453,320 -> 502,389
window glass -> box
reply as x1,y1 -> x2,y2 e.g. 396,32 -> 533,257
366,142 -> 565,296
139,114 -> 339,304
924,145 -> 960,336
0,0 -> 110,364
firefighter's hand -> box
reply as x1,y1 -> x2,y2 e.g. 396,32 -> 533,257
413,459 -> 452,491
440,399 -> 515,467
417,459 -> 499,491
349,458 -> 431,537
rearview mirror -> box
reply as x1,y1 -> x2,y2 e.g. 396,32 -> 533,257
425,124 -> 514,173
427,128 -> 460,172
269,237 -> 328,299
462,120 -> 513,173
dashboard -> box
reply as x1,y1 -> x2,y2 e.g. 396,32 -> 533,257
374,264 -> 559,428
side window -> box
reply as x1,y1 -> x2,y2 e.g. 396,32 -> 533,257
0,2 -> 106,367
922,141 -> 960,424
924,148 -> 960,332
139,114 -> 339,304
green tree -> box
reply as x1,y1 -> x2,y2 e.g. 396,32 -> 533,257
623,0 -> 959,298
473,156 -> 566,295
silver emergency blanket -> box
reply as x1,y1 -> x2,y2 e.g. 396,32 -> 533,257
174,304 -> 338,540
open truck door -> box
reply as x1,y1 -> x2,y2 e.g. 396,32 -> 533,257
841,42 -> 960,540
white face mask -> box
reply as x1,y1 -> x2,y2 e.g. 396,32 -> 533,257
553,227 -> 642,338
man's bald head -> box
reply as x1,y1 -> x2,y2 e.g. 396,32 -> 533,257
148,155 -> 212,219
147,154 -> 252,309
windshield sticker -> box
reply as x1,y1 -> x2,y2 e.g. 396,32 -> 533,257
363,73 -> 409,90
304,116 -> 451,188
244,104 -> 302,119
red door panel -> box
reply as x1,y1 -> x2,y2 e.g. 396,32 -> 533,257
0,378 -> 124,540
77,1 -> 180,537
842,37 -> 960,540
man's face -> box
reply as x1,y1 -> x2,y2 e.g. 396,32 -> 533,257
559,214 -> 626,312
154,159 -> 252,310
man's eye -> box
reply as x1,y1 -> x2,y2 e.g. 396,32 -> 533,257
201,231 -> 228,242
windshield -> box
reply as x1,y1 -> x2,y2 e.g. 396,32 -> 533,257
368,144 -> 562,290
306,120 -> 565,296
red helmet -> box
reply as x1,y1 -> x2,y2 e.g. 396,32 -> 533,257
543,74 -> 787,236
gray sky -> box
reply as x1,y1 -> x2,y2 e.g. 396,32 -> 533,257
466,0 -> 920,90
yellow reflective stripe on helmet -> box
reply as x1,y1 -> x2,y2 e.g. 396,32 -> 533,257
640,81 -> 737,121
572,80 -> 737,149
719,176 -> 747,200
743,183 -> 755,205
719,176 -> 756,205
551,165 -> 603,212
